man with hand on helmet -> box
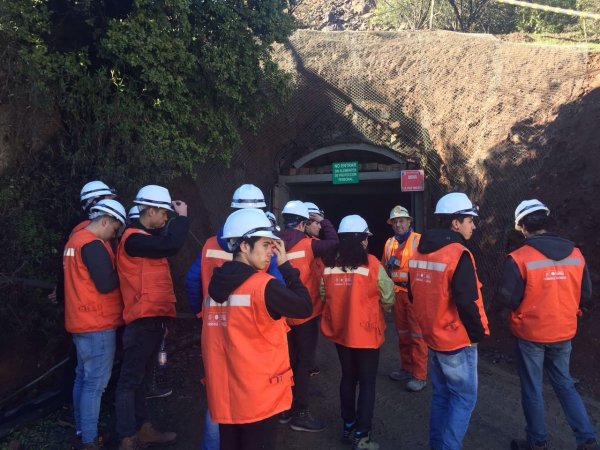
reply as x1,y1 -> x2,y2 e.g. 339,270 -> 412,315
202,208 -> 312,450
408,192 -> 489,450
115,185 -> 189,450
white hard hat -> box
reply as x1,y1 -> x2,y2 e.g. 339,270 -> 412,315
80,180 -> 116,202
514,199 -> 550,230
387,205 -> 412,224
304,202 -> 323,216
133,185 -> 174,211
434,193 -> 478,216
222,208 -> 279,250
90,199 -> 127,225
282,200 -> 310,219
338,215 -> 372,235
265,211 -> 277,224
231,184 -> 266,208
128,206 -> 140,221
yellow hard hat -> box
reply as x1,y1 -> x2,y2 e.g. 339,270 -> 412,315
387,205 -> 413,224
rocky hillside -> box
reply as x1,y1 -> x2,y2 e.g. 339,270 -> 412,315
292,0 -> 376,30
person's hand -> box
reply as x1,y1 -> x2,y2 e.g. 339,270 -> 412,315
172,200 -> 188,217
272,239 -> 288,266
309,212 -> 323,223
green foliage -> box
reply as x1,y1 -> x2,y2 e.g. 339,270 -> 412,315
516,0 -> 578,33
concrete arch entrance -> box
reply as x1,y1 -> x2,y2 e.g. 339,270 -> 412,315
273,143 -> 423,256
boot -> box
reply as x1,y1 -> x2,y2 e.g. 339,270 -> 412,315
289,408 -> 326,432
137,422 -> 177,447
352,432 -> 379,450
510,439 -> 549,450
119,436 -> 141,450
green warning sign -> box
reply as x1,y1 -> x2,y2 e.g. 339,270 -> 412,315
332,161 -> 359,185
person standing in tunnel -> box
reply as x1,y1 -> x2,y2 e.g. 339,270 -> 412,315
381,205 -> 427,392
408,192 -> 489,450
321,215 -> 395,450
498,200 -> 598,450
277,200 -> 338,432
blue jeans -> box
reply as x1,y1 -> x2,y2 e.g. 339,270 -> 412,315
429,346 -> 478,450
201,408 -> 220,450
72,329 -> 116,444
516,338 -> 596,445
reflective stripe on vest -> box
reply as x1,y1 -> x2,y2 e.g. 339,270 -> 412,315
409,242 -> 489,351
321,254 -> 385,349
509,245 -> 584,342
201,236 -> 232,302
286,238 -> 323,326
201,272 -> 292,424
64,229 -> 123,333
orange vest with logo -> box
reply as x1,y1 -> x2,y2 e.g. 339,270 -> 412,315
64,229 -> 123,333
199,236 -> 233,318
286,238 -> 323,326
117,228 -> 176,324
321,254 -> 385,349
201,271 -> 293,424
381,231 -> 421,292
70,219 -> 91,238
409,243 -> 489,352
509,245 -> 584,343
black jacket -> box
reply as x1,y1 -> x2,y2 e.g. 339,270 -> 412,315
409,229 -> 486,344
123,216 -> 190,259
278,219 -> 339,257
497,233 -> 592,311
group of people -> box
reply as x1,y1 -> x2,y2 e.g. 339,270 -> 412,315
63,179 -> 598,450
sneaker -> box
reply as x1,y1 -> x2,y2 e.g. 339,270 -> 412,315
278,409 -> 293,424
341,421 -> 356,444
289,408 -> 326,432
145,385 -> 173,399
136,422 -> 176,446
352,432 -> 379,450
577,440 -> 600,450
406,378 -> 427,392
510,439 -> 549,450
389,369 -> 411,381
309,367 -> 320,377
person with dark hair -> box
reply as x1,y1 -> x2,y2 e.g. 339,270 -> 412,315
499,200 -> 597,450
408,192 -> 489,450
321,215 -> 394,450
203,208 -> 312,450
276,200 -> 338,432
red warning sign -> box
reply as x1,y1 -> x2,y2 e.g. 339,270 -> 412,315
401,170 -> 425,192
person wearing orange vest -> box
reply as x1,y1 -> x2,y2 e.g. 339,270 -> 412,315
64,199 -> 126,450
498,200 -> 597,450
321,215 -> 394,450
277,200 -> 338,432
203,208 -> 312,450
408,192 -> 489,450
115,185 -> 189,450
381,205 -> 427,392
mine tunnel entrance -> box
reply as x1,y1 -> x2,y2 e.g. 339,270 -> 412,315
274,144 -> 423,257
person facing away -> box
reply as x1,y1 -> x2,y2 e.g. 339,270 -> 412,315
498,199 -> 598,450
381,205 -> 428,392
320,214 -> 395,450
63,199 -> 126,450
408,192 -> 489,450
115,184 -> 189,450
202,208 -> 312,450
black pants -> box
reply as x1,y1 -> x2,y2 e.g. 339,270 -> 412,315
115,317 -> 167,438
335,344 -> 380,433
288,317 -> 319,410
219,415 -> 278,450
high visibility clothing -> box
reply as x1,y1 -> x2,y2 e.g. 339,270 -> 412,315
201,271 -> 292,424
200,236 -> 233,318
64,229 -> 123,333
381,232 -> 420,292
409,243 -> 489,352
509,245 -> 584,342
321,254 -> 385,349
70,219 -> 91,238
286,238 -> 323,326
117,228 -> 176,324
393,290 -> 428,380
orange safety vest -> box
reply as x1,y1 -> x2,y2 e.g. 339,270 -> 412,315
321,254 -> 386,349
408,242 -> 489,352
286,238 -> 323,326
509,245 -> 584,343
117,228 -> 177,324
64,229 -> 123,333
201,271 -> 293,424
199,236 -> 233,318
70,219 -> 91,238
381,231 -> 421,292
